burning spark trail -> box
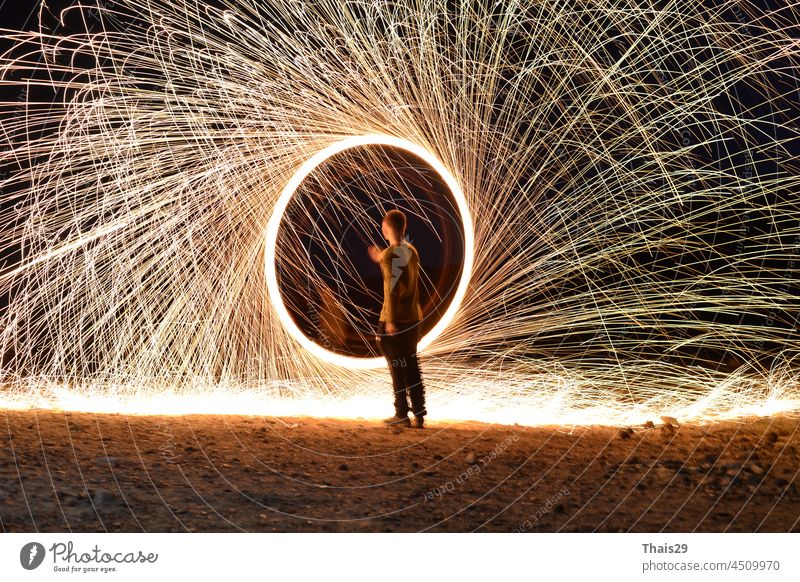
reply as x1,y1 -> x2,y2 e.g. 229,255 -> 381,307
1,0 -> 799,425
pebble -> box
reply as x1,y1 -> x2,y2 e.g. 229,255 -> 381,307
465,451 -> 476,464
722,463 -> 741,476
655,465 -> 673,478
660,416 -> 680,428
643,420 -> 655,429
748,463 -> 765,476
618,427 -> 634,440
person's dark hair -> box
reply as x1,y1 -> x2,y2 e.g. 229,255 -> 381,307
383,209 -> 406,236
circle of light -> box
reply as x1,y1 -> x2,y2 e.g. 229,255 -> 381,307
264,133 -> 474,369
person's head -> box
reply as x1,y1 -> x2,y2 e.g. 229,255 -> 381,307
381,209 -> 406,243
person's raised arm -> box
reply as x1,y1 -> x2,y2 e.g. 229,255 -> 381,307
367,244 -> 382,263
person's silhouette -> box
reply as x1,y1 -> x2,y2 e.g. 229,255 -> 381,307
367,209 -> 426,429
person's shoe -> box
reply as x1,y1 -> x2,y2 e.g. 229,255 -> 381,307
383,414 -> 411,427
411,416 -> 425,429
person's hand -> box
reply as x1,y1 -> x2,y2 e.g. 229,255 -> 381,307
385,322 -> 397,335
367,244 -> 381,262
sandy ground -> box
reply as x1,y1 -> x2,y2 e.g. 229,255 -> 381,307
1,410 -> 799,532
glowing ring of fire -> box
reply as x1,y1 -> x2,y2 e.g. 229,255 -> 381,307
264,134 -> 474,369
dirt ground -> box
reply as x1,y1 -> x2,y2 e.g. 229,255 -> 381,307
1,409 -> 799,532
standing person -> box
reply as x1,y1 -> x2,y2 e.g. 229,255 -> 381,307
367,209 -> 427,428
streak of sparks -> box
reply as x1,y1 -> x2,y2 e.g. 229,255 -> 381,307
1,0 -> 799,426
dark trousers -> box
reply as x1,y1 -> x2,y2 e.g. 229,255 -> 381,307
376,320 -> 426,418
